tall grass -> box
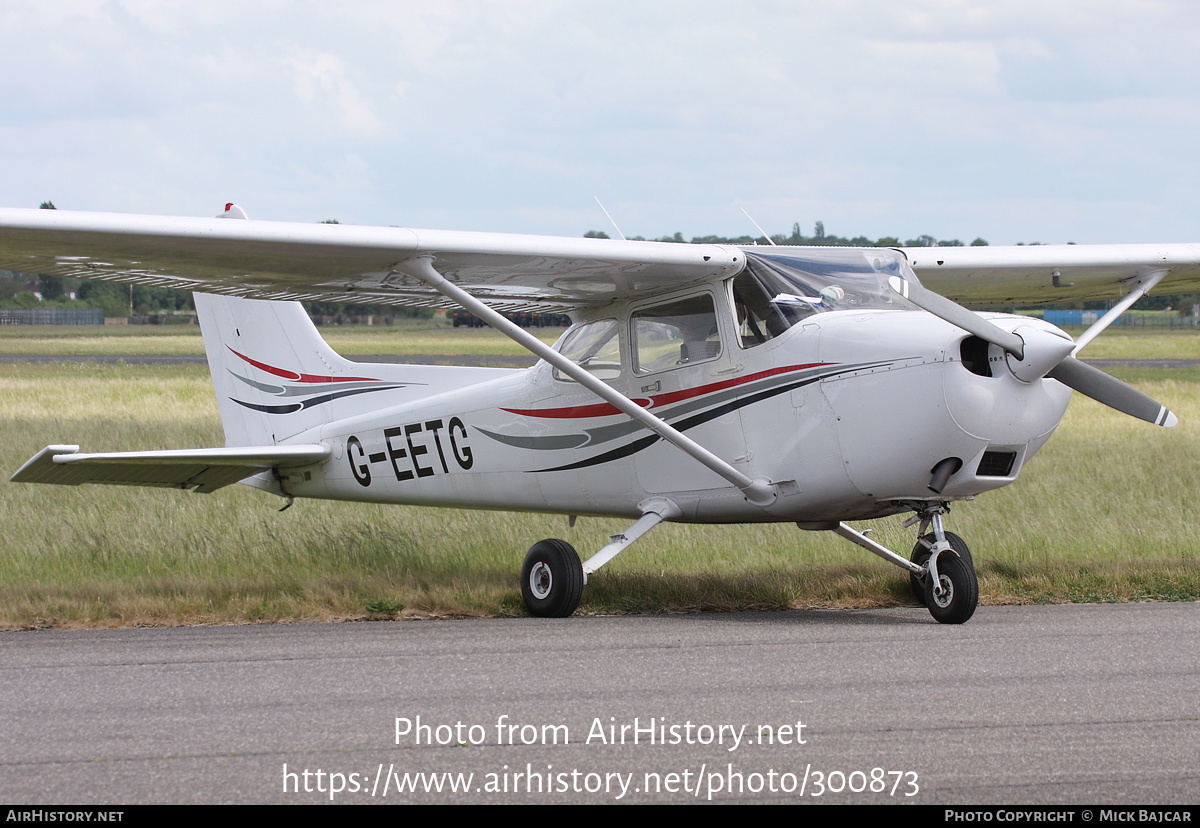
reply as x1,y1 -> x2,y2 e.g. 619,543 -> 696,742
1,363 -> 1197,629
0,321 -> 563,357
1055,326 -> 1200,360
2,322 -> 1194,358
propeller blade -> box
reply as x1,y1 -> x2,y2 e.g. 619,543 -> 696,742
1048,357 -> 1178,427
889,275 -> 1025,356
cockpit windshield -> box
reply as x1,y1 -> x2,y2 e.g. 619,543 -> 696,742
732,248 -> 918,346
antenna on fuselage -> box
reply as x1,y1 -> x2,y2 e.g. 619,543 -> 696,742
594,196 -> 627,241
740,207 -> 778,246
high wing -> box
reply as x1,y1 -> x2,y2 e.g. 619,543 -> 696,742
1,207 -> 1198,310
902,243 -> 1200,307
0,207 -> 742,313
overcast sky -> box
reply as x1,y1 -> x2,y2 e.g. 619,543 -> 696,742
2,1 -> 1198,245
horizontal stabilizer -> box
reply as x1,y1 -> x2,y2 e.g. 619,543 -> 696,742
11,444 -> 330,494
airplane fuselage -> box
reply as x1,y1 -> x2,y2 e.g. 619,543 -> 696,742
267,301 -> 1071,524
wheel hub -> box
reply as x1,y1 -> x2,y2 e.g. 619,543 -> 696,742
529,561 -> 552,600
931,574 -> 954,608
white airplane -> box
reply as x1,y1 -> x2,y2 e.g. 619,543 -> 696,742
5,205 -> 1198,624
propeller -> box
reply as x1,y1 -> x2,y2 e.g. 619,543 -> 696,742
1047,357 -> 1177,427
888,275 -> 1177,428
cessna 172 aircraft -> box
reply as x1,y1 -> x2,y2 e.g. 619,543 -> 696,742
5,205 -> 1198,623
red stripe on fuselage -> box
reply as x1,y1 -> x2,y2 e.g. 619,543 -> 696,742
228,347 -> 379,384
502,363 -> 832,419
501,398 -> 654,419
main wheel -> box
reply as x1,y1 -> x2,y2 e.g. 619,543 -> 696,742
910,532 -> 972,606
924,550 -> 978,624
520,539 -> 585,618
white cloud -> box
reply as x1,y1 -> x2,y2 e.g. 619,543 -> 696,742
285,52 -> 384,138
1,0 -> 1199,242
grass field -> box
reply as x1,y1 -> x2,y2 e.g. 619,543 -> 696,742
1,326 -> 1198,629
1,320 -> 1197,359
0,318 -> 564,357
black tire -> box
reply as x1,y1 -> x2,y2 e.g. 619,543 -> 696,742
910,531 -> 972,606
924,548 -> 978,624
520,539 -> 585,618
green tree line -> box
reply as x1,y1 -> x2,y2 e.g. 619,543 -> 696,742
585,220 -> 989,249
0,270 -> 435,320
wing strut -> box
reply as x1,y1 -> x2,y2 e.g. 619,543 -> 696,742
1072,269 -> 1166,354
395,256 -> 778,506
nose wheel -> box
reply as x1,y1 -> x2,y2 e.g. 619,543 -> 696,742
924,550 -> 978,624
909,531 -> 973,607
905,511 -> 977,624
830,508 -> 979,624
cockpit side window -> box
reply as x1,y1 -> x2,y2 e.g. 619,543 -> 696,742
632,293 -> 721,374
552,318 -> 621,382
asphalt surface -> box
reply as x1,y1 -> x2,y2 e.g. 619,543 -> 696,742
1,604 -> 1197,805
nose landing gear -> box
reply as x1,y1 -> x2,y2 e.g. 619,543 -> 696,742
829,505 -> 979,624
904,506 -> 978,623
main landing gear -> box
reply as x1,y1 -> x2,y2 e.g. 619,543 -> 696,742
520,498 -> 681,618
830,505 -> 978,624
520,539 -> 585,618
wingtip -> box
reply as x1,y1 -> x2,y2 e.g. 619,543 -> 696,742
1161,408 -> 1178,428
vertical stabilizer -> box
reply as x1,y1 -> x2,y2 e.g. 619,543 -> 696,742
194,293 -> 403,446
194,293 -> 524,448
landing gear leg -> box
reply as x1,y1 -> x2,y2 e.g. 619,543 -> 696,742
903,507 -> 978,624
825,505 -> 978,624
